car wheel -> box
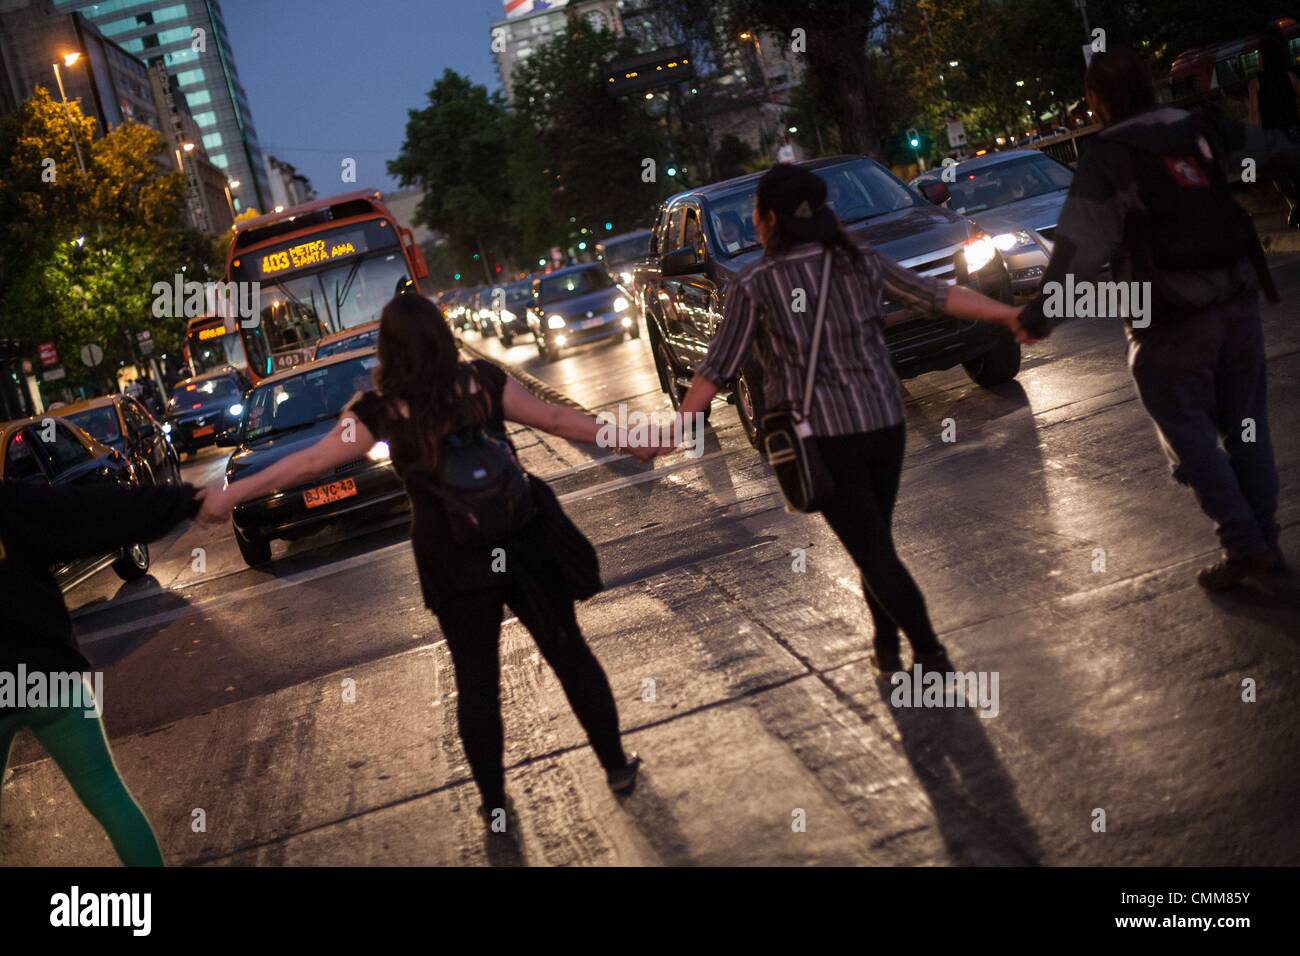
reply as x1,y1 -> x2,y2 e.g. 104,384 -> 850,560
501,330 -> 514,347
735,361 -> 767,449
628,321 -> 641,339
962,332 -> 1022,387
111,542 -> 150,581
536,338 -> 555,363
655,338 -> 687,408
235,528 -> 272,567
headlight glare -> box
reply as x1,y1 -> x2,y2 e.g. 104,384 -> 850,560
547,314 -> 566,329
963,235 -> 997,273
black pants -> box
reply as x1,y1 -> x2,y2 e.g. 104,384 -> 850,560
816,425 -> 942,654
434,568 -> 626,809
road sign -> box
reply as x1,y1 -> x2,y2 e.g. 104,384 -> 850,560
136,330 -> 154,356
946,119 -> 967,149
42,366 -> 66,382
80,343 -> 104,368
38,341 -> 58,368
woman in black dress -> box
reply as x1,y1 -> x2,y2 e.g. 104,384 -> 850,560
199,294 -> 644,822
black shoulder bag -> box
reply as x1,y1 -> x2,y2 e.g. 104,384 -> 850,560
760,248 -> 835,514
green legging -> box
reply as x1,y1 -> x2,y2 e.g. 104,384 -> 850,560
0,688 -> 163,867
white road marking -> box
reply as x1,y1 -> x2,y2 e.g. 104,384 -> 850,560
74,446 -> 753,644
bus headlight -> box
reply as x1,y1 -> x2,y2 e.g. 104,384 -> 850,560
613,296 -> 629,313
547,314 -> 567,329
367,441 -> 391,462
962,235 -> 997,273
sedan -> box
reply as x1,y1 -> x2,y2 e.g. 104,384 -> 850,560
165,366 -> 249,459
528,264 -> 638,363
62,393 -> 181,487
912,149 -> 1072,299
0,415 -> 153,585
224,349 -> 407,566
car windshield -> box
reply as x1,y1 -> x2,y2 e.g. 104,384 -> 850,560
258,252 -> 415,343
942,155 -> 1073,214
601,234 -> 650,266
707,158 -> 919,257
244,354 -> 378,442
170,377 -> 240,409
315,329 -> 379,358
66,406 -> 120,444
538,268 -> 614,305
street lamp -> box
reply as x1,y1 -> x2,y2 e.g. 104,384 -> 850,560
51,52 -> 86,174
223,178 -> 240,219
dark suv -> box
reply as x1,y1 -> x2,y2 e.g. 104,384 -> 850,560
165,366 -> 249,459
636,155 -> 1020,447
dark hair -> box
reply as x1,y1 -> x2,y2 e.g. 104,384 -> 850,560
755,163 -> 862,263
1260,24 -> 1291,78
375,292 -> 487,467
1085,47 -> 1156,124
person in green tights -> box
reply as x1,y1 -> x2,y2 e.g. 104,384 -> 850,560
1,477 -> 203,866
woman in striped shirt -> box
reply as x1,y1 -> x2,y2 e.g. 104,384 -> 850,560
659,163 -> 1024,674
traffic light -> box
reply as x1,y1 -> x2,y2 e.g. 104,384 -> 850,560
453,272 -> 462,281
604,222 -> 613,231
907,127 -> 921,149
472,253 -> 481,261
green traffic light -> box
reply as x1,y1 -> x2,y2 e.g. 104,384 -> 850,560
909,138 -> 920,148
472,253 -> 480,260
454,273 -> 462,280
605,222 -> 613,231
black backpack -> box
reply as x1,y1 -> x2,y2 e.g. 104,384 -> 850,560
431,423 -> 536,547
1121,122 -> 1278,315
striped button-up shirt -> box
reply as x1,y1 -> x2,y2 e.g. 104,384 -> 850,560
695,241 -> 951,436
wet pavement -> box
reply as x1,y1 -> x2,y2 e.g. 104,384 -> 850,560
3,259 -> 1298,866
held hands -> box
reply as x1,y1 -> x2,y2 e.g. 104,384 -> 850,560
196,478 -> 239,525
1004,305 -> 1039,345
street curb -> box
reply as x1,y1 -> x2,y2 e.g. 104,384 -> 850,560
458,338 -> 592,415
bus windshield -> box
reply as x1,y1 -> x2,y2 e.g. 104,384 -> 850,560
188,324 -> 245,373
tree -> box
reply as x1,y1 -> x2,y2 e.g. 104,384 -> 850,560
726,0 -> 886,156
388,70 -> 514,281
0,87 -> 218,391
510,22 -> 670,253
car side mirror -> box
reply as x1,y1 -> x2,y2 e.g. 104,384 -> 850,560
661,245 -> 706,277
919,180 -> 950,206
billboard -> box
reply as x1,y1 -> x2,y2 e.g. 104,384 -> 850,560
504,0 -> 569,19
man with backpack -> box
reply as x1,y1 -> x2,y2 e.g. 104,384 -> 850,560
1017,47 -> 1300,590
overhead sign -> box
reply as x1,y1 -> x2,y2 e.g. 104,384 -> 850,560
606,48 -> 694,96
80,343 -> 104,368
38,341 -> 58,368
946,119 -> 967,149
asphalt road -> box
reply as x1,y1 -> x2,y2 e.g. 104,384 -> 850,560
3,261 -> 1298,866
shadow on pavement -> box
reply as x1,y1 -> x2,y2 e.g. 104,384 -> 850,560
876,676 -> 1043,865
615,771 -> 694,865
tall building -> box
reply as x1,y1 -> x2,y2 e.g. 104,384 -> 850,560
0,0 -> 159,132
263,153 -> 314,212
149,60 -> 232,234
491,0 -> 626,101
48,0 -> 271,213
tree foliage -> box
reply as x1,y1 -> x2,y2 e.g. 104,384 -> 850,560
0,87 -> 220,391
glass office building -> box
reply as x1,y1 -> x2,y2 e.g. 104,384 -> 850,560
52,0 -> 270,213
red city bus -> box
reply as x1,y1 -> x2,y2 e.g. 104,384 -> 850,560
225,190 -> 429,383
1168,17 -> 1299,102
183,314 -> 249,377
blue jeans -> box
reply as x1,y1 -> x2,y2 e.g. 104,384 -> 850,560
1128,295 -> 1280,559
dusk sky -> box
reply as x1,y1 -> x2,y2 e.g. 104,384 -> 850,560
222,0 -> 505,198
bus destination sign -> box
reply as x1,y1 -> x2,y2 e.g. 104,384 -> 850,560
256,229 -> 371,279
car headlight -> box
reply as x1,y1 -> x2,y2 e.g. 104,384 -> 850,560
620,271 -> 633,284
366,441 -> 391,462
228,403 -> 244,416
162,422 -> 172,435
502,309 -> 516,322
962,235 -> 997,273
613,296 -> 629,313
547,314 -> 566,330
992,231 -> 1033,252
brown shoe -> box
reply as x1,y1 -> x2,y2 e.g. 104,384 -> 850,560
1196,552 -> 1278,591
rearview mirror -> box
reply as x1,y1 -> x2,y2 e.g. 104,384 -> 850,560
918,180 -> 950,206
661,245 -> 706,277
